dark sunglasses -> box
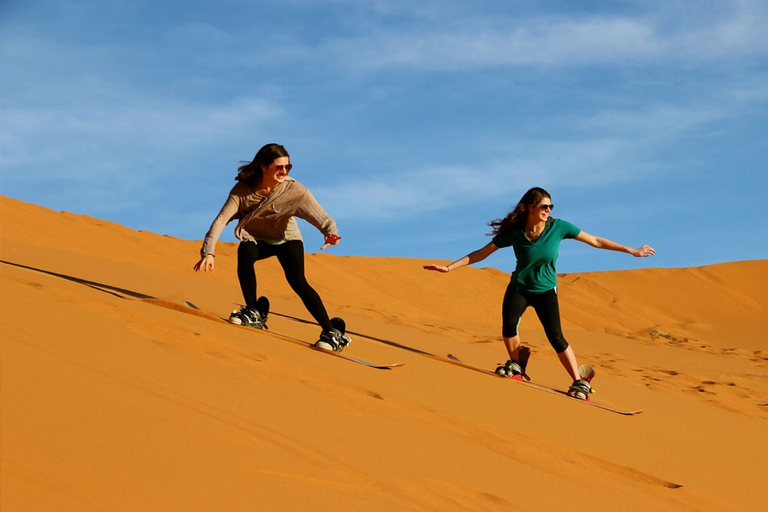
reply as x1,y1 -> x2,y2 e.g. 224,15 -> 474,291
539,204 -> 554,211
271,164 -> 293,172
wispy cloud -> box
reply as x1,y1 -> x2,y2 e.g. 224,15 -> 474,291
1,97 -> 282,168
305,1 -> 768,72
0,33 -> 281,170
312,94 -> 754,222
313,140 -> 629,221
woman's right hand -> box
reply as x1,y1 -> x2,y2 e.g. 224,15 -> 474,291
194,254 -> 215,272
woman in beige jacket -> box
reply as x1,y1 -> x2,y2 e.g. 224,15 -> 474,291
194,143 -> 350,351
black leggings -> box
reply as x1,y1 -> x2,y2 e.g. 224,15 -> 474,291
237,240 -> 332,331
501,283 -> 569,353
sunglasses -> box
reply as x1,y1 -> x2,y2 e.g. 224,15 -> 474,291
539,204 -> 554,211
271,164 -> 293,172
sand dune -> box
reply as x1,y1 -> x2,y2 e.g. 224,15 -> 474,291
2,195 -> 767,511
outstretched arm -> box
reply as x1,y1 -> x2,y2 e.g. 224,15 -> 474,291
574,231 -> 655,257
423,242 -> 499,272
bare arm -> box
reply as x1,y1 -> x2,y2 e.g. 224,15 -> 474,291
423,241 -> 500,273
574,231 -> 656,257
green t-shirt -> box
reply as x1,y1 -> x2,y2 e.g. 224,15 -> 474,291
491,218 -> 581,294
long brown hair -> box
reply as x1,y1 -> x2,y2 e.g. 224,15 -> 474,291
235,143 -> 290,184
488,187 -> 551,236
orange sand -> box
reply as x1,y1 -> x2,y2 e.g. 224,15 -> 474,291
2,195 -> 767,511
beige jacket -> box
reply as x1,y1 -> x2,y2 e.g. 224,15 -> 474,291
200,177 -> 337,257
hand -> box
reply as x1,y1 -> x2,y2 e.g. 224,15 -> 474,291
194,254 -> 215,272
632,245 -> 656,257
423,264 -> 450,272
321,233 -> 342,250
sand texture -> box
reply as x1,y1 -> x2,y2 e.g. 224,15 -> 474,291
2,195 -> 767,511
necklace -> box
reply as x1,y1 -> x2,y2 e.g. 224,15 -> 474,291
525,225 -> 545,242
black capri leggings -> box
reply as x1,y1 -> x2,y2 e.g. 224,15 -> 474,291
501,282 -> 569,353
237,240 -> 333,331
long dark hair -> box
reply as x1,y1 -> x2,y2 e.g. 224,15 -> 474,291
488,187 -> 551,236
235,143 -> 290,183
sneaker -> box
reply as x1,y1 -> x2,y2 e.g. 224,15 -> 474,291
229,306 -> 265,330
495,359 -> 524,380
315,329 -> 353,352
567,379 -> 593,400
315,318 -> 352,352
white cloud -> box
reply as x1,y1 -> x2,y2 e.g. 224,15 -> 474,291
1,96 -> 282,169
167,22 -> 233,45
308,2 -> 768,72
312,92 -> 756,222
312,140 -> 631,221
576,104 -> 725,141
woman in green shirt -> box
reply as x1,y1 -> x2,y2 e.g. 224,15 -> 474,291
424,187 -> 655,398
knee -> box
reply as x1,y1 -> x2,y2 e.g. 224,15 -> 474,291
502,323 -> 519,339
551,338 -> 569,354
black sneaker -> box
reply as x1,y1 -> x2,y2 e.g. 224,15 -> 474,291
567,379 -> 593,400
495,359 -> 524,379
229,306 -> 265,330
314,317 -> 352,352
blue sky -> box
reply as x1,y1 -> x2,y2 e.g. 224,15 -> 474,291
2,0 -> 767,274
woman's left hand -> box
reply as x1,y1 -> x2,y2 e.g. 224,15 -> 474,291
632,245 -> 656,257
193,254 -> 215,272
321,234 -> 342,250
